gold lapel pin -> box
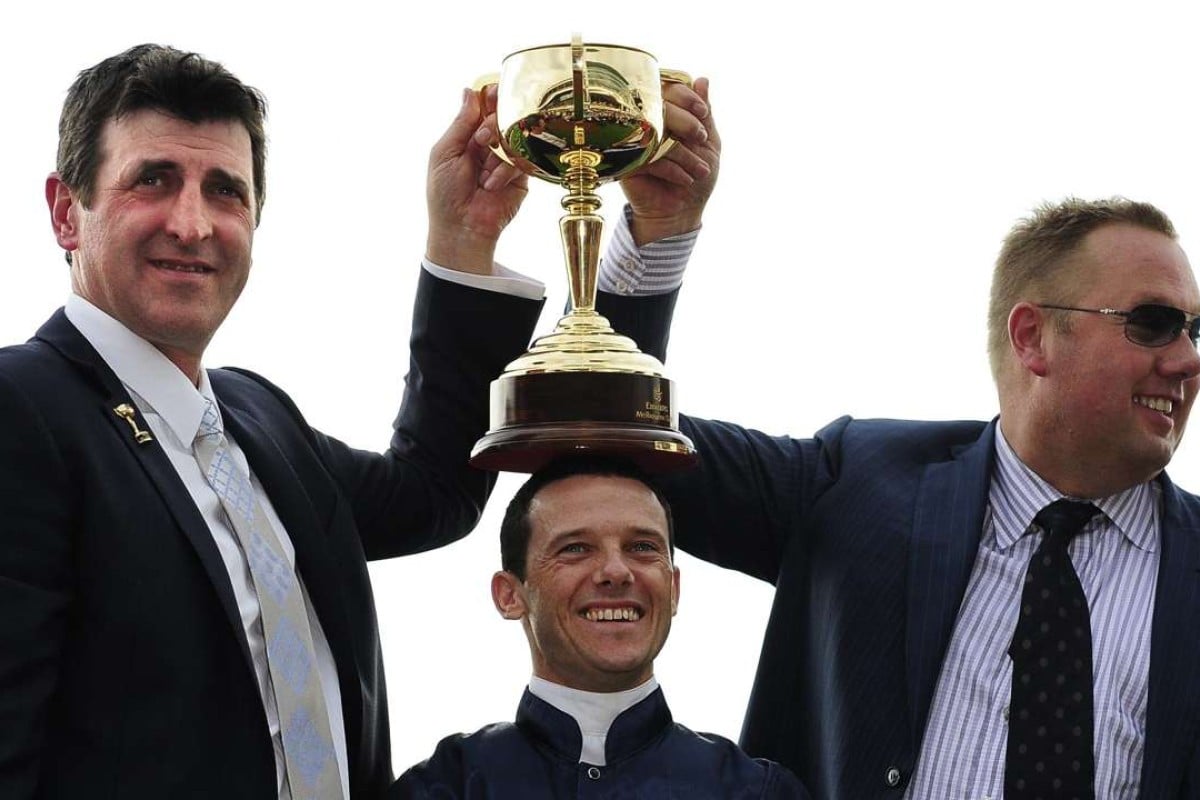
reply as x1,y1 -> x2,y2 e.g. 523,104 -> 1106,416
113,403 -> 153,444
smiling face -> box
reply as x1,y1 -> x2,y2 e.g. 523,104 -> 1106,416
1012,223 -> 1200,496
492,474 -> 680,693
47,109 -> 256,382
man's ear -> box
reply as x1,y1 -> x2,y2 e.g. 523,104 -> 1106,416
1008,302 -> 1049,377
491,571 -> 528,620
46,174 -> 80,254
670,566 -> 680,617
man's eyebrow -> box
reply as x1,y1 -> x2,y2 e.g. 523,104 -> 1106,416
626,527 -> 671,548
629,526 -> 669,541
205,167 -> 251,196
129,158 -> 180,176
544,529 -> 590,550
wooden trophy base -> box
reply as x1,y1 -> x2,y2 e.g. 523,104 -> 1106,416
469,371 -> 697,473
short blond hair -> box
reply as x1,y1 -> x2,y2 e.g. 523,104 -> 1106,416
987,197 -> 1176,380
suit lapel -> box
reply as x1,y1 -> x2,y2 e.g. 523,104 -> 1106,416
217,401 -> 364,755
34,311 -> 255,671
905,420 -> 996,745
1140,475 -> 1200,796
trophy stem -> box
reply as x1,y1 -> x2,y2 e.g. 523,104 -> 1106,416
559,151 -> 603,314
559,214 -> 601,313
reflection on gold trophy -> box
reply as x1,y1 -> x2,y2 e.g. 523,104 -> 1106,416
469,36 -> 697,473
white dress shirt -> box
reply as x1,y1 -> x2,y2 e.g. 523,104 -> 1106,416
64,295 -> 349,800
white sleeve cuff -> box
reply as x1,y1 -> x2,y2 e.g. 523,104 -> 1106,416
421,259 -> 546,301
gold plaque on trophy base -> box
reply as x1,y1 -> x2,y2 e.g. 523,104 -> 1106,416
471,371 -> 694,473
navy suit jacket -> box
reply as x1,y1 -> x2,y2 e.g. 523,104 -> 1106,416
0,272 -> 542,799
598,288 -> 1200,799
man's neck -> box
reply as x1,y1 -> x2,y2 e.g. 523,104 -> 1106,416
997,415 -> 1156,499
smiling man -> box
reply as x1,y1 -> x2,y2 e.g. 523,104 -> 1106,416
0,44 -> 719,800
0,44 -> 540,800
591,197 -> 1200,798
392,458 -> 808,799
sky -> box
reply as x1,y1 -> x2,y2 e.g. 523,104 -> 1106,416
3,0 -> 1199,772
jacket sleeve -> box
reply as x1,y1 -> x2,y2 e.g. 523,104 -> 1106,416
595,288 -> 842,585
236,269 -> 545,561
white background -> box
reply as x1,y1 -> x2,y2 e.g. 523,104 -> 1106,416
3,0 -> 1199,773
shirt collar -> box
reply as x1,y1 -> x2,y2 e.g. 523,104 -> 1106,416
64,293 -> 216,444
528,675 -> 659,740
990,425 -> 1158,553
517,681 -> 670,765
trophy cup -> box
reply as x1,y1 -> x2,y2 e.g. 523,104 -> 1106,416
469,36 -> 697,473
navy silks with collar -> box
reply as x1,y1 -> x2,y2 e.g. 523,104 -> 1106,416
393,688 -> 808,799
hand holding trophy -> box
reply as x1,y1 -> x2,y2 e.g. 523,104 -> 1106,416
469,36 -> 699,473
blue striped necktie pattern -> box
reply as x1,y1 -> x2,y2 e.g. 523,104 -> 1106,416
194,399 -> 344,800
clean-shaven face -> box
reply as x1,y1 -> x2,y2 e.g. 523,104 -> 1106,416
1039,223 -> 1200,490
55,109 -> 256,372
510,475 -> 679,693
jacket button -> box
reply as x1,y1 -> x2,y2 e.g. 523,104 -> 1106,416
885,767 -> 902,787
586,766 -> 601,780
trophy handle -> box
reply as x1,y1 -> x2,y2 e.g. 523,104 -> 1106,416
649,68 -> 695,163
660,68 -> 693,86
471,72 -> 515,167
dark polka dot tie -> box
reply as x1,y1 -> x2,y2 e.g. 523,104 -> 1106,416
1004,499 -> 1100,800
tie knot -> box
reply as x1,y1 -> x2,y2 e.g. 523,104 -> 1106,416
196,399 -> 222,443
1034,499 -> 1099,543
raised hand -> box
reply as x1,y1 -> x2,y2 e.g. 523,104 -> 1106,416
620,77 -> 721,245
426,86 -> 530,274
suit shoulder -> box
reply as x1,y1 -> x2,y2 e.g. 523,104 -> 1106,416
0,339 -> 63,379
831,416 -> 991,462
663,723 -> 809,798
209,365 -> 285,400
392,722 -> 521,796
1162,472 -> 1200,514
665,721 -> 767,764
0,340 -> 90,413
425,720 -> 522,755
209,366 -> 307,423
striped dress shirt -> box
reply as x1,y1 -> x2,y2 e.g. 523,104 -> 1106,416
598,205 -> 699,296
905,427 -> 1159,799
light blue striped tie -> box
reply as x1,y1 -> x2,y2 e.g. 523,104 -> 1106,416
194,399 -> 344,800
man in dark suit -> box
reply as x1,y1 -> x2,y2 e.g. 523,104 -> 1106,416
393,457 -> 807,799
594,198 -> 1200,798
0,45 -> 718,798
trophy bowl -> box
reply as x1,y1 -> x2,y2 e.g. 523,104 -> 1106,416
469,37 -> 697,473
492,42 -> 673,184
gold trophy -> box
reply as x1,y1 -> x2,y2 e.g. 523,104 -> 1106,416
469,36 -> 697,473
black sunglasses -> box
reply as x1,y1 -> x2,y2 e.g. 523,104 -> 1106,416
1038,303 -> 1200,348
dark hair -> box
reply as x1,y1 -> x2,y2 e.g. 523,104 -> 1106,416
499,456 -> 675,580
56,43 -> 268,220
987,196 -> 1176,380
